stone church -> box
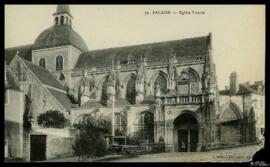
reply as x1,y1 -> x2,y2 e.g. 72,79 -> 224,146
5,5 -> 264,161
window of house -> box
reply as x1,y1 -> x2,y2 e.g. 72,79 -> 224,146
56,55 -> 63,71
39,58 -> 46,68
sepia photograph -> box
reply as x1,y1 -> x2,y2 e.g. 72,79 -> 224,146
4,5 -> 265,162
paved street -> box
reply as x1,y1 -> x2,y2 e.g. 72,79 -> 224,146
43,144 -> 263,162
106,144 -> 263,162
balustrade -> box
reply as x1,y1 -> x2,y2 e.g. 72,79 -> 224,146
161,94 -> 203,105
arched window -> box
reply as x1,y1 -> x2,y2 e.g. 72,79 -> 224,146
56,55 -> 63,71
39,58 -> 46,68
115,113 -> 127,136
101,77 -> 108,104
137,112 -> 154,141
60,16 -> 64,25
55,17 -> 59,25
126,74 -> 136,104
66,17 -> 69,25
155,73 -> 167,95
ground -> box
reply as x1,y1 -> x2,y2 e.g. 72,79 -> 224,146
43,144 -> 263,162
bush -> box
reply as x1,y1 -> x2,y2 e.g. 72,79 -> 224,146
72,115 -> 110,159
37,110 -> 68,128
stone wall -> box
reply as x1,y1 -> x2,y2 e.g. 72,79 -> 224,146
5,89 -> 24,158
32,46 -> 69,71
46,135 -> 74,159
69,62 -> 204,104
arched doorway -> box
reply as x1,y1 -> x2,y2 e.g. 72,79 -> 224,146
173,113 -> 198,152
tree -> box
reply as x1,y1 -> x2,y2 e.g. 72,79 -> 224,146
37,110 -> 68,128
72,115 -> 111,160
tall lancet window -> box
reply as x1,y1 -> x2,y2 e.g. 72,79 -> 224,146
126,74 -> 136,104
155,73 -> 167,95
39,58 -> 46,68
101,77 -> 108,104
56,55 -> 63,70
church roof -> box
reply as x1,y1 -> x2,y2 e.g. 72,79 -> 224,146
5,66 -> 21,91
33,25 -> 88,52
115,97 -> 131,106
75,36 -> 208,69
79,100 -> 105,109
5,44 -> 33,65
47,88 -> 75,110
141,95 -> 156,104
21,59 -> 67,91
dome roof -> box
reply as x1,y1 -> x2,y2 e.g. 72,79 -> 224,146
33,25 -> 89,52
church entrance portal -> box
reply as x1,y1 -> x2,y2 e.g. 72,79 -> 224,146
174,113 -> 198,152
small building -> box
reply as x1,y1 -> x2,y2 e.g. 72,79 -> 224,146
5,63 -> 24,160
217,72 -> 265,145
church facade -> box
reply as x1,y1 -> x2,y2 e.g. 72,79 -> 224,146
5,5 -> 264,161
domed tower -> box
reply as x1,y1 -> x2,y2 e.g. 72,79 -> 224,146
31,5 -> 88,88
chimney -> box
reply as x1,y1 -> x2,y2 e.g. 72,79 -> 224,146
229,72 -> 239,94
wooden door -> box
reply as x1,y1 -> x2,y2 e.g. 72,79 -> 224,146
178,130 -> 188,152
30,135 -> 46,161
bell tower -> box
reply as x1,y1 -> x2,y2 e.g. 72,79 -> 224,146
53,5 -> 73,27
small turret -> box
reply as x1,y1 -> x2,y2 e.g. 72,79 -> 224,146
53,5 -> 73,27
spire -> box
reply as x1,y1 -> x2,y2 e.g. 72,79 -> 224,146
53,5 -> 72,18
53,5 -> 73,27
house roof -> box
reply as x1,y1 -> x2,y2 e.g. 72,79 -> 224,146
5,66 -> 21,91
21,59 -> 66,91
33,25 -> 88,52
5,44 -> 33,65
47,88 -> 75,110
75,35 -> 208,69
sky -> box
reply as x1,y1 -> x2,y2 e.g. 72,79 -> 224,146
5,5 -> 265,89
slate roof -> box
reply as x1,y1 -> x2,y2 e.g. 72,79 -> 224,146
75,36 -> 208,69
47,88 -> 75,110
5,44 -> 33,65
21,59 -> 66,91
33,25 -> 88,52
5,66 -> 21,91
79,100 -> 105,109
141,95 -> 156,104
115,97 -> 131,107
